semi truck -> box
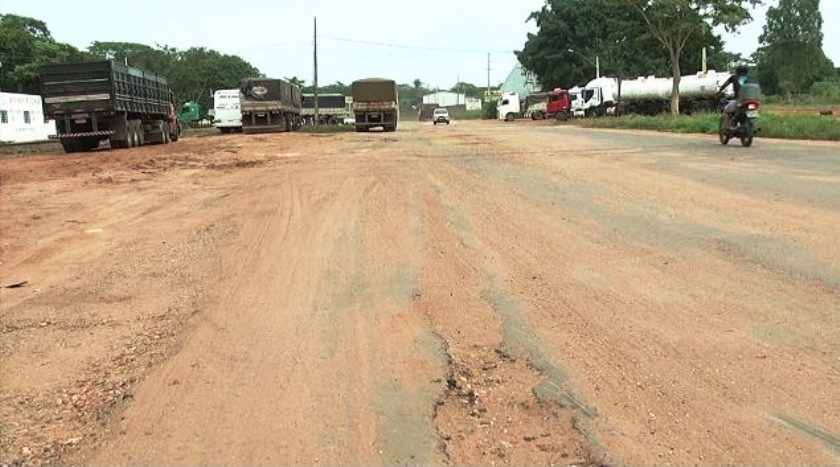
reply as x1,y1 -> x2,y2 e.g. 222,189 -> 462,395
240,78 -> 302,133
581,70 -> 733,116
39,60 -> 179,153
525,88 -> 572,121
302,93 -> 352,125
351,78 -> 398,132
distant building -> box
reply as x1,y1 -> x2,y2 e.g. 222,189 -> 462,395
500,63 -> 541,100
422,91 -> 467,108
0,92 -> 56,143
465,98 -> 483,111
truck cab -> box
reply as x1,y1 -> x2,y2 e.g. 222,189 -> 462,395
569,86 -> 585,117
583,77 -> 617,117
497,92 -> 522,122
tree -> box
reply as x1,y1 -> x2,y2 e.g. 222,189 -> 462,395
517,0 -> 614,88
86,42 -> 260,116
0,14 -> 90,93
754,0 -> 833,96
625,0 -> 760,115
285,76 -> 305,88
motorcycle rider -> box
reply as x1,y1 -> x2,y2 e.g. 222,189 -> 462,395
718,65 -> 750,128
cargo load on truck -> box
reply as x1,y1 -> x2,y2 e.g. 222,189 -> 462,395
351,78 -> 399,133
39,60 -> 180,153
240,78 -> 302,134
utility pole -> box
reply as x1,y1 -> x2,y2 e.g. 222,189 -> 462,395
596,56 -> 600,79
486,53 -> 491,93
313,16 -> 319,126
702,47 -> 708,74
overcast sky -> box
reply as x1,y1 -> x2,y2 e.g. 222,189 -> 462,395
2,0 -> 838,89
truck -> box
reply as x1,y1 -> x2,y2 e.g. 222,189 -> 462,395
581,70 -> 733,116
351,78 -> 398,132
525,88 -> 572,121
496,91 -> 523,122
39,60 -> 179,153
302,93 -> 352,125
212,89 -> 242,133
240,78 -> 302,133
178,102 -> 202,127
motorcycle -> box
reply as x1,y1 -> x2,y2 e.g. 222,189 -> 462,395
718,83 -> 761,148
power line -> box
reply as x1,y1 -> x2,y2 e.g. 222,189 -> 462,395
319,35 -> 513,55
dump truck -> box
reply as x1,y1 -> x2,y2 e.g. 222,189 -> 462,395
39,60 -> 179,153
351,78 -> 398,132
302,93 -> 351,125
240,78 -> 302,133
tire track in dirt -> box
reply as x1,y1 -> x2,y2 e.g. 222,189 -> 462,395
413,168 -> 598,464
415,126 -> 839,463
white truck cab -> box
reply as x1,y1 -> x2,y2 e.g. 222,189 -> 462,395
212,89 -> 242,133
582,77 -> 617,117
496,92 -> 522,122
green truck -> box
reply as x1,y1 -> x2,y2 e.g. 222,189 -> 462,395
178,102 -> 202,127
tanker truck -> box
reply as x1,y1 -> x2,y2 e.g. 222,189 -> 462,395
582,70 -> 734,116
40,60 -> 180,153
351,78 -> 398,132
240,78 -> 302,133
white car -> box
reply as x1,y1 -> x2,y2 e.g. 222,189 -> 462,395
433,108 -> 450,125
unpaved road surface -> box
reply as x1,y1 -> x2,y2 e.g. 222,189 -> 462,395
2,121 -> 839,464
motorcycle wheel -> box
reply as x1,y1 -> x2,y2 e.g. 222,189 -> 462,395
740,120 -> 754,147
718,115 -> 730,145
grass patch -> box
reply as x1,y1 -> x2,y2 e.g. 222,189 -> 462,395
299,124 -> 355,134
573,112 -> 840,141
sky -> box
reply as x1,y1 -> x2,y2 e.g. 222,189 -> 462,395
2,0 -> 838,89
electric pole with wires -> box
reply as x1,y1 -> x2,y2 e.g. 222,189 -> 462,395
313,16 -> 319,126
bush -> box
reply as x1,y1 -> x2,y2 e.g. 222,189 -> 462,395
809,80 -> 840,103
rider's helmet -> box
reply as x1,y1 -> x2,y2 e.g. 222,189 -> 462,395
734,64 -> 749,75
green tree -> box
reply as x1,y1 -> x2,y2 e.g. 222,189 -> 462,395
625,0 -> 761,114
0,14 -> 90,93
284,76 -> 305,88
517,0 -> 613,88
87,43 -> 259,116
754,0 -> 833,96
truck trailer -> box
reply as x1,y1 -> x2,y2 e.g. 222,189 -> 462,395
351,79 -> 398,132
39,61 -> 179,153
240,78 -> 302,133
302,94 -> 351,125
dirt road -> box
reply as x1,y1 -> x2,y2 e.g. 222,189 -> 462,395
2,121 -> 838,464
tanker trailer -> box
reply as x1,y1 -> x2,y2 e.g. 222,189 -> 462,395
583,71 -> 734,116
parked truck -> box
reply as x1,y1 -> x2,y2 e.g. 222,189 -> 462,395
581,70 -> 733,116
526,88 -> 572,121
39,60 -> 179,153
178,102 -> 202,127
351,79 -> 398,132
302,93 -> 352,125
240,78 -> 302,133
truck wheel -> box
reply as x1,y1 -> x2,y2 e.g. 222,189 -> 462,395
61,141 -> 78,153
136,121 -> 146,146
505,113 -> 515,122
